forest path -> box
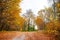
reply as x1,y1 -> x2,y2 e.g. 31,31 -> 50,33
0,31 -> 55,40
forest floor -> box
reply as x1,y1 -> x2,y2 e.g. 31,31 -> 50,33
0,31 -> 55,40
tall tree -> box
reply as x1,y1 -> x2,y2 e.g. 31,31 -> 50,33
55,0 -> 60,21
48,0 -> 60,20
22,9 -> 35,31
0,0 -> 22,31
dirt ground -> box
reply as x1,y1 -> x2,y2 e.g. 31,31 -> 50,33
0,31 -> 55,40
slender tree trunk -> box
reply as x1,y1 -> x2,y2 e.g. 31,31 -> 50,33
28,18 -> 30,31
53,0 -> 56,20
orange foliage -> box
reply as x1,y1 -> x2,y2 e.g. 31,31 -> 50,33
46,21 -> 55,30
54,20 -> 60,30
19,17 -> 25,28
35,16 -> 43,25
0,0 -> 23,31
35,16 -> 44,30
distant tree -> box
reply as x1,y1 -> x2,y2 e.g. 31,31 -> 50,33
22,9 -> 35,31
38,8 -> 53,23
45,7 -> 54,21
35,16 -> 44,30
22,21 -> 27,31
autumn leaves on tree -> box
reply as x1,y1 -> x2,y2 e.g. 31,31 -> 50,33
0,0 -> 23,31
0,0 -> 60,32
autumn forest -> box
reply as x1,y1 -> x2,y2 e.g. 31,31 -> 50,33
0,0 -> 60,40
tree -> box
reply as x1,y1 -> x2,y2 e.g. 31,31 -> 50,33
48,0 -> 60,20
45,7 -> 54,21
55,1 -> 60,21
22,9 -> 35,31
48,0 -> 56,19
35,16 -> 44,30
0,0 -> 22,31
38,8 -> 53,23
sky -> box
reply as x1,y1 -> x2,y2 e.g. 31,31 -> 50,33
20,0 -> 49,16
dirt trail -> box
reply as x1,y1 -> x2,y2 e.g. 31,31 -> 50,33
0,32 -> 55,40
